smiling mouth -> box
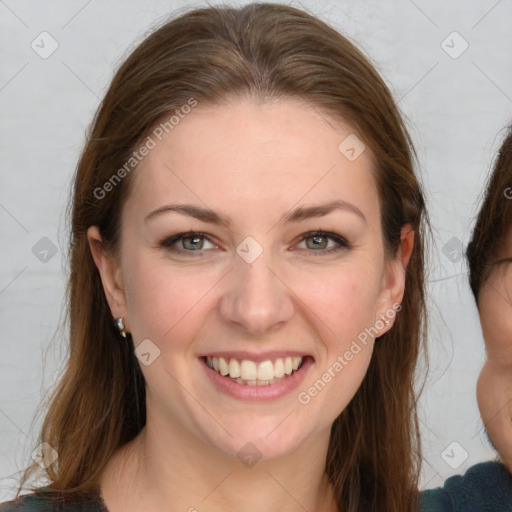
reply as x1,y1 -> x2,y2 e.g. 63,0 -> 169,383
203,355 -> 310,386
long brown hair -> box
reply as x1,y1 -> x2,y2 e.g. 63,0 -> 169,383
16,4 -> 427,511
467,127 -> 512,301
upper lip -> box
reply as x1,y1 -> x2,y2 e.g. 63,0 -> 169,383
199,351 -> 314,363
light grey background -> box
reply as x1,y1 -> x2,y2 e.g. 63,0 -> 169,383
1,0 -> 511,500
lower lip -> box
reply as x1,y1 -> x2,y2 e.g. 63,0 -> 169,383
200,356 -> 314,401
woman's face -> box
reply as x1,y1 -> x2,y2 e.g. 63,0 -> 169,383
477,226 -> 512,471
90,97 -> 409,461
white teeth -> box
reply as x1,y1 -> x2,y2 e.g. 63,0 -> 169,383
284,357 -> 293,375
206,355 -> 305,384
229,359 -> 241,379
257,360 -> 274,380
219,357 -> 229,376
274,358 -> 285,378
240,360 -> 257,380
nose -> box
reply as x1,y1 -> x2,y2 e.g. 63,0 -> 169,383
218,246 -> 294,335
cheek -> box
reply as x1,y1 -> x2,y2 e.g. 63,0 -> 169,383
480,293 -> 512,362
295,273 -> 377,419
480,271 -> 512,329
292,262 -> 383,339
289,263 -> 381,386
476,366 -> 494,424
477,366 -> 512,467
122,256 -> 220,346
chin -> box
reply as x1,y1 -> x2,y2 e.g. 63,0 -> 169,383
202,418 -> 308,462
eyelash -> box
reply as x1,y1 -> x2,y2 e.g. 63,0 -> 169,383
159,230 -> 351,256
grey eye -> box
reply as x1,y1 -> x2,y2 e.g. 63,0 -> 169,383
305,235 -> 329,250
181,235 -> 206,250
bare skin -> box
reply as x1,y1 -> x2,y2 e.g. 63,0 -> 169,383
477,226 -> 512,473
88,97 -> 413,511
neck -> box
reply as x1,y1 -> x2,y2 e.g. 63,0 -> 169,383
100,417 -> 338,512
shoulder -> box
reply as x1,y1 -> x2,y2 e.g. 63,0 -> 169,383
0,493 -> 43,512
420,460 -> 512,511
0,488 -> 106,512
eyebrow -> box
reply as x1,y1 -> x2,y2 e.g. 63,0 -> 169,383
144,199 -> 367,225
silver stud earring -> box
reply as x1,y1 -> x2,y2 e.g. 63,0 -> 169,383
114,317 -> 127,338
381,315 -> 390,326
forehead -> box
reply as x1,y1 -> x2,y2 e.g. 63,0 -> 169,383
126,97 -> 380,223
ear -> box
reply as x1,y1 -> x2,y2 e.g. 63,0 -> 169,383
376,224 -> 415,333
87,226 -> 129,330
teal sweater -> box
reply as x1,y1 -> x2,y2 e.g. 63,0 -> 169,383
0,488 -> 107,511
420,461 -> 512,511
